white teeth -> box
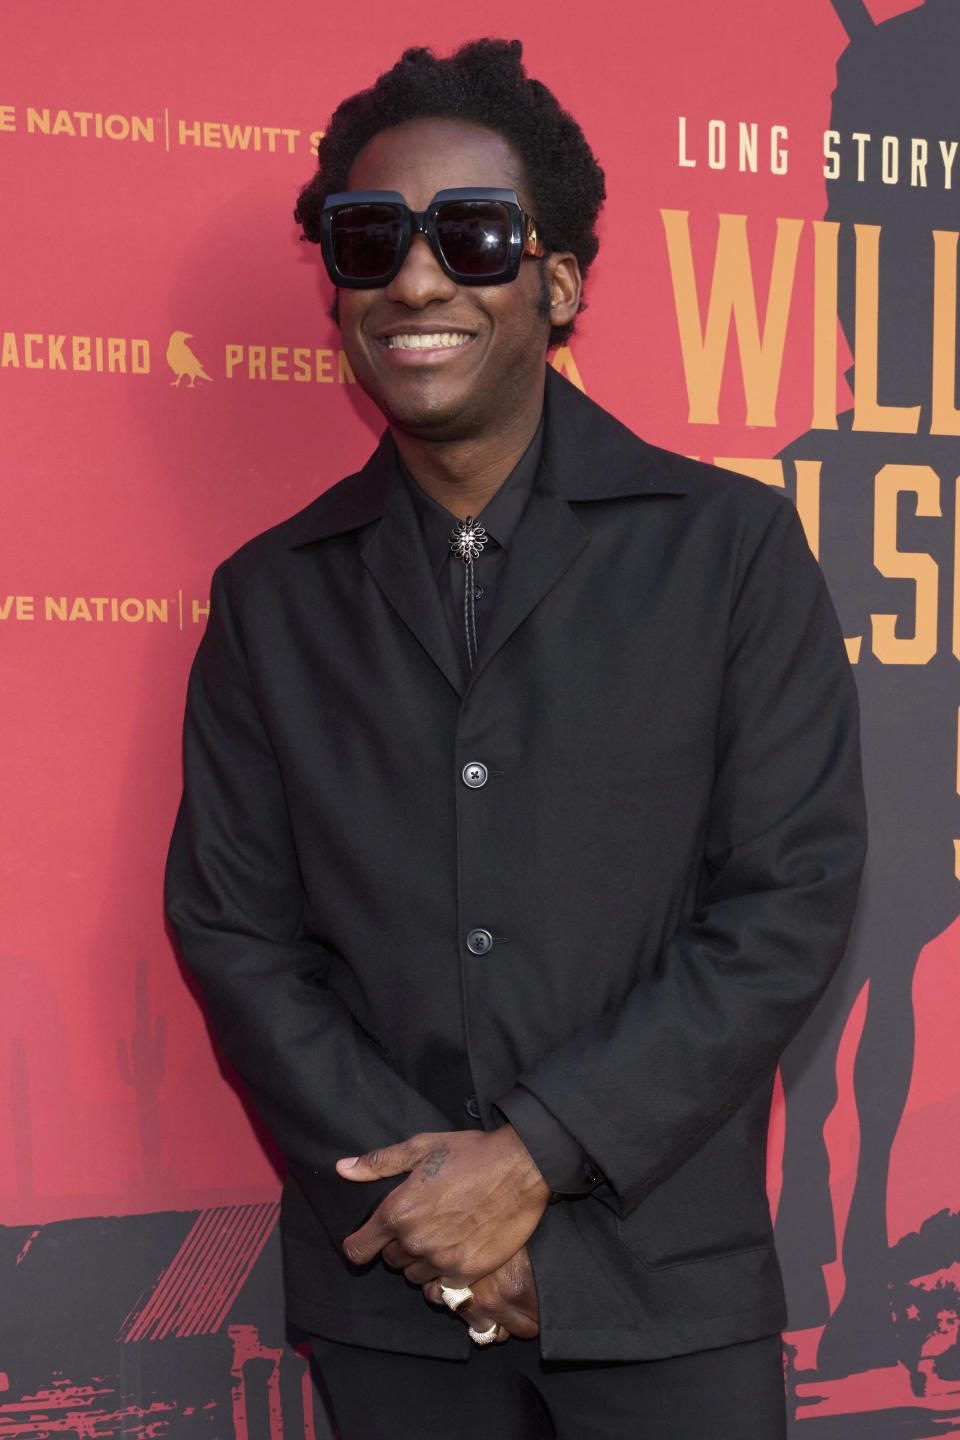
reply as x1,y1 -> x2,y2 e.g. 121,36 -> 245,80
385,332 -> 472,350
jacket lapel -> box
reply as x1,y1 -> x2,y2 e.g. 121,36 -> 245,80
470,491 -> 588,684
288,368 -> 688,696
360,471 -> 464,697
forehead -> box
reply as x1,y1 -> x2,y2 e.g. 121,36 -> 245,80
346,118 -> 528,211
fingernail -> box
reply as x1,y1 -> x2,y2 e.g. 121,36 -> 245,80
338,1156 -> 359,1168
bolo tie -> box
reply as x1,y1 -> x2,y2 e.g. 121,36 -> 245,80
449,516 -> 487,672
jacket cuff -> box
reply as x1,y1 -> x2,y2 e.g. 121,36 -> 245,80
496,1088 -> 603,1195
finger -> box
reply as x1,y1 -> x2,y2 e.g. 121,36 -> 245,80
336,1135 -> 437,1182
422,1280 -> 445,1307
381,1239 -> 417,1271
402,1260 -> 439,1285
342,1211 -> 392,1266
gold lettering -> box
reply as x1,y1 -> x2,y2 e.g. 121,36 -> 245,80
871,464 -> 939,663
0,105 -> 15,132
853,225 -> 921,433
52,109 -> 76,136
179,119 -> 201,146
120,597 -> 144,622
931,230 -> 960,436
270,346 -> 289,380
771,126 -> 788,176
104,113 -> 129,141
316,349 -> 334,383
338,349 -> 355,384
678,116 -> 696,167
812,221 -> 839,430
661,209 -> 802,426
549,345 -> 585,392
248,346 -> 266,380
69,597 -> 93,622
26,107 -> 50,134
107,337 -> 126,373
222,123 -> 252,150
44,596 -> 68,620
293,347 -> 311,381
131,339 -> 149,373
72,336 -> 91,370
131,116 -> 153,142
192,599 -> 210,624
47,334 -> 66,369
145,599 -> 167,622
225,344 -> 243,378
24,334 -> 43,369
1,333 -> 18,367
203,121 -> 221,147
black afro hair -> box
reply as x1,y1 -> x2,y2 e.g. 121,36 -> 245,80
294,39 -> 605,347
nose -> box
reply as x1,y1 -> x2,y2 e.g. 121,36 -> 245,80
385,233 -> 458,308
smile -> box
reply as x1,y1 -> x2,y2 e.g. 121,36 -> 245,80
383,332 -> 474,351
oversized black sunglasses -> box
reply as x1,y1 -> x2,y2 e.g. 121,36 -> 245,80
320,187 -> 544,288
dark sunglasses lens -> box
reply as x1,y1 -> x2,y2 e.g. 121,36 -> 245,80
435,202 -> 512,276
331,204 -> 404,280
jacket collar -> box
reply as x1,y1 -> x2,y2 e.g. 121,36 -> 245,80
287,367 -> 687,548
287,369 -> 688,697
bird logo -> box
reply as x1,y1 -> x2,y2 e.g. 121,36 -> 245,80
166,330 -> 214,388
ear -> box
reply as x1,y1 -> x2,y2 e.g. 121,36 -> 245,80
544,252 -> 582,331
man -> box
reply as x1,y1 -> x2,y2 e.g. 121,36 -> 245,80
165,39 -> 866,1439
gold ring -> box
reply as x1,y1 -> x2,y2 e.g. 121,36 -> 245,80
439,1283 -> 474,1313
468,1323 -> 500,1346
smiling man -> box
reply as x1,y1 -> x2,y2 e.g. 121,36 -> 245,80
165,39 -> 866,1440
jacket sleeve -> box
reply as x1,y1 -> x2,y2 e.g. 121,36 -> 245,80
508,495 -> 867,1217
164,561 -> 452,1227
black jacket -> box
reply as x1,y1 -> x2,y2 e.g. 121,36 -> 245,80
165,369 -> 866,1361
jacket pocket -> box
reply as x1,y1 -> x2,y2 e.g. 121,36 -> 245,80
614,1123 -> 774,1270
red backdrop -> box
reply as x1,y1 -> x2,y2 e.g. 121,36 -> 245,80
3,1 -> 959,1434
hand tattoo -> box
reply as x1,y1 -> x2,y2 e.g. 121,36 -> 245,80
420,1143 -> 451,1182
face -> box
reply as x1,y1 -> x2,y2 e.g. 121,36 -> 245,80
337,117 -> 579,442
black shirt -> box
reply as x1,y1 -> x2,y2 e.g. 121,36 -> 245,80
402,421 -> 543,673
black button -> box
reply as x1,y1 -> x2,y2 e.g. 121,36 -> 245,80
462,761 -> 488,789
584,1164 -> 602,1187
466,928 -> 494,955
465,1096 -> 482,1120
473,584 -> 484,601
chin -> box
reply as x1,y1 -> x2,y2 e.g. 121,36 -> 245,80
377,386 -> 477,440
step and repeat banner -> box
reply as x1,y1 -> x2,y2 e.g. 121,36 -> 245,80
2,0 -> 959,1434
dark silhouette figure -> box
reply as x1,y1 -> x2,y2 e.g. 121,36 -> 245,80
774,0 -> 960,1380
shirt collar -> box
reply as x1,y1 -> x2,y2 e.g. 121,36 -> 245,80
400,420 -> 544,579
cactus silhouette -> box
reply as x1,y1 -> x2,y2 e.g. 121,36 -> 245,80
11,1036 -> 34,1199
117,957 -> 166,1183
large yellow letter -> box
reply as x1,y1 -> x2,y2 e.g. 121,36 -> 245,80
662,210 -> 803,426
871,464 -> 940,663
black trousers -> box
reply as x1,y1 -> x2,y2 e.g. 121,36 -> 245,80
310,1332 -> 787,1440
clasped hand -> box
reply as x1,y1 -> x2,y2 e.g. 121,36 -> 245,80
337,1126 -> 549,1339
